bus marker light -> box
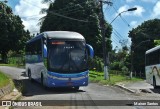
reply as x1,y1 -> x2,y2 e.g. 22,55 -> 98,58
51,42 -> 65,45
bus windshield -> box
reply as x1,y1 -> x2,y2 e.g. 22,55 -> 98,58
48,40 -> 87,73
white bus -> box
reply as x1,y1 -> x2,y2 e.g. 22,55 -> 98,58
25,31 -> 94,89
145,45 -> 160,88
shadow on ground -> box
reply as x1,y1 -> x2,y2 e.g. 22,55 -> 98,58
21,71 -> 27,77
13,71 -> 85,97
150,86 -> 160,94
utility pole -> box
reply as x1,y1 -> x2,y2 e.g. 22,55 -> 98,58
99,0 -> 136,80
99,0 -> 112,80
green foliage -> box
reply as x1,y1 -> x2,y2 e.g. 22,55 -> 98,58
89,71 -> 143,85
40,0 -> 112,58
88,56 -> 104,72
0,71 -> 10,88
121,66 -> 129,76
109,62 -> 120,70
154,40 -> 160,46
8,56 -> 24,67
0,2 -> 31,63
109,70 -> 124,75
7,51 -> 25,66
128,19 -> 160,73
109,47 -> 130,73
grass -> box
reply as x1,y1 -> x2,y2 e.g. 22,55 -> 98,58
0,64 -> 25,68
0,71 -> 10,88
0,64 -> 17,67
89,71 -> 143,85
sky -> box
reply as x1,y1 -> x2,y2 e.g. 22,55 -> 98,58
5,0 -> 160,49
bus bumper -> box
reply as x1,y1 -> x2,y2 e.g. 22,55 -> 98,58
46,77 -> 88,87
46,72 -> 89,88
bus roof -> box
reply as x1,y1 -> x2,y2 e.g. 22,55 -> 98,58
146,45 -> 160,54
27,31 -> 85,43
44,31 -> 85,40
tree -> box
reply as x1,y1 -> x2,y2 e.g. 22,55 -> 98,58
109,46 -> 130,72
154,40 -> 160,46
128,19 -> 160,74
0,2 -> 31,63
40,0 -> 112,58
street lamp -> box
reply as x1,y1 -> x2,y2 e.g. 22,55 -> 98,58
110,7 -> 137,25
101,7 -> 137,80
130,39 -> 150,79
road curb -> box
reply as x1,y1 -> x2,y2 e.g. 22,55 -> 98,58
115,84 -> 135,93
4,90 -> 22,109
11,92 -> 22,100
0,83 -> 13,98
0,86 -> 22,109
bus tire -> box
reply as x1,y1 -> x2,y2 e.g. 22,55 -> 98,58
153,76 -> 157,89
41,74 -> 49,89
74,86 -> 79,90
28,70 -> 33,82
41,74 -> 44,86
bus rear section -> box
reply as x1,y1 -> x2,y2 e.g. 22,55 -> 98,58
145,46 -> 160,88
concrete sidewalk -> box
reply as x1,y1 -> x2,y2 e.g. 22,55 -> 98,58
0,88 -> 22,109
124,80 -> 153,90
116,80 -> 154,93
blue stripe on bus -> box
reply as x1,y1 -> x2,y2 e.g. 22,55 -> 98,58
47,77 -> 88,87
46,71 -> 89,87
47,71 -> 88,78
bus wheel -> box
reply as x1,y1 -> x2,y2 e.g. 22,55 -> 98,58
41,74 -> 44,86
41,74 -> 49,89
74,86 -> 79,90
28,70 -> 33,82
153,77 -> 157,89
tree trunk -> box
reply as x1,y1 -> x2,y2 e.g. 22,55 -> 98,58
1,51 -> 8,64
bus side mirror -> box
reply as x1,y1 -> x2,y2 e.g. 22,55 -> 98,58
43,44 -> 47,58
86,44 -> 94,58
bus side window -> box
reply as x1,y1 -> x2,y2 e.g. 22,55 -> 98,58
37,39 -> 42,54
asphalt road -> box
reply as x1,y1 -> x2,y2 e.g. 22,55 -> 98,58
0,66 -> 160,109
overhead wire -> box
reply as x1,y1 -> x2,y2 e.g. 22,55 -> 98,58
20,0 -> 124,48
103,2 -> 128,47
50,0 -> 95,14
153,0 -> 160,7
48,11 -> 89,23
112,33 -> 121,46
21,0 -> 94,23
39,0 -> 97,16
112,33 -> 120,43
113,28 -> 124,40
112,5 -> 131,28
112,3 -> 132,48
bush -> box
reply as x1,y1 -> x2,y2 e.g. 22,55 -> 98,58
8,55 -> 25,66
88,56 -> 104,72
122,66 -> 129,76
